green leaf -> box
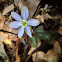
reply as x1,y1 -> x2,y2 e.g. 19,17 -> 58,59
36,26 -> 62,43
30,36 -> 40,48
45,9 -> 50,12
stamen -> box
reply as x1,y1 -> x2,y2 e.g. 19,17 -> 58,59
18,19 -> 28,28
22,26 -> 24,28
18,23 -> 21,25
20,19 -> 21,20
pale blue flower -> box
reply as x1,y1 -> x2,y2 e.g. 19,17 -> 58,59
10,6 -> 40,38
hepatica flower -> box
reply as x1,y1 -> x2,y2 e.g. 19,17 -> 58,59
10,6 -> 40,38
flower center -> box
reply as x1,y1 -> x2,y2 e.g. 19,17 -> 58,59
22,20 -> 27,25
18,19 -> 28,28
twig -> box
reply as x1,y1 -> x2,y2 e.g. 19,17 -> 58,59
0,29 -> 17,35
32,0 -> 41,18
34,27 -> 38,62
35,36 -> 37,62
16,39 -> 19,61
24,34 -> 28,61
16,38 -> 22,62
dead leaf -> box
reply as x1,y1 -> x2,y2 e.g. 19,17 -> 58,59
0,16 -> 18,35
0,16 -> 5,29
2,4 -> 14,15
36,13 -> 51,23
44,49 -> 58,62
54,41 -> 61,54
4,39 -> 12,47
3,21 -> 18,34
57,26 -> 62,35
0,39 -> 10,62
0,11 -> 2,17
35,51 -> 45,62
14,0 -> 20,6
8,15 -> 12,21
0,0 -> 6,3
28,41 -> 61,62
28,47 -> 36,55
14,0 -> 40,18
44,41 -> 61,62
36,15 -> 44,23
15,55 -> 20,62
18,1 -> 23,11
0,32 -> 17,42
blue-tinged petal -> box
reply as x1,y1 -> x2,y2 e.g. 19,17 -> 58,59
18,27 -> 24,38
27,19 -> 40,26
25,26 -> 32,37
11,12 -> 22,21
10,21 -> 20,28
21,6 -> 29,20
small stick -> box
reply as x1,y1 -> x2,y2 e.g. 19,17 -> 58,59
16,38 -> 19,62
16,38 -> 20,62
24,34 -> 28,61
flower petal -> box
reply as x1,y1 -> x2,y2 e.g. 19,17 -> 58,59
18,27 -> 24,38
25,26 -> 32,37
27,19 -> 40,26
9,21 -> 20,28
21,6 -> 29,20
11,12 -> 22,21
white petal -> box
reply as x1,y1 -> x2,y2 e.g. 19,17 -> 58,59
25,26 -> 32,37
9,21 -> 20,28
18,27 -> 24,38
27,19 -> 40,26
21,6 -> 29,20
11,12 -> 22,21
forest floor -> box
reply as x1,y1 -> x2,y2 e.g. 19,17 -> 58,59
0,0 -> 62,62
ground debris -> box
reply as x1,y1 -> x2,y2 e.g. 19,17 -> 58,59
0,39 -> 10,62
0,31 -> 17,42
2,4 -> 14,15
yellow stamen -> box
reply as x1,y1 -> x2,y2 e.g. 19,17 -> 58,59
18,19 -> 28,28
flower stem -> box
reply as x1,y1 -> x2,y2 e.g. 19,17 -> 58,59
34,27 -> 38,62
24,34 -> 28,61
16,39 -> 19,61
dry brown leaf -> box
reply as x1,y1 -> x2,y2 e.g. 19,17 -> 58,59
8,15 -> 12,21
35,51 -> 45,62
36,13 -> 51,23
0,0 -> 6,3
36,41 -> 61,62
28,42 -> 41,55
15,55 -> 20,62
2,4 -> 14,15
28,47 -> 45,62
28,47 -> 36,55
44,49 -> 58,62
4,39 -> 12,47
0,38 -> 10,62
3,21 -> 18,34
26,0 -> 40,18
28,47 -> 37,62
29,41 -> 61,62
54,41 -> 61,54
0,11 -> 2,17
57,26 -> 62,35
14,0 -> 20,6
44,41 -> 61,62
43,13 -> 51,19
36,15 -> 44,23
14,0 -> 40,18
37,52 -> 45,60
0,17 -> 18,34
18,1 -> 23,11
0,16 -> 5,29
0,32 -> 17,42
